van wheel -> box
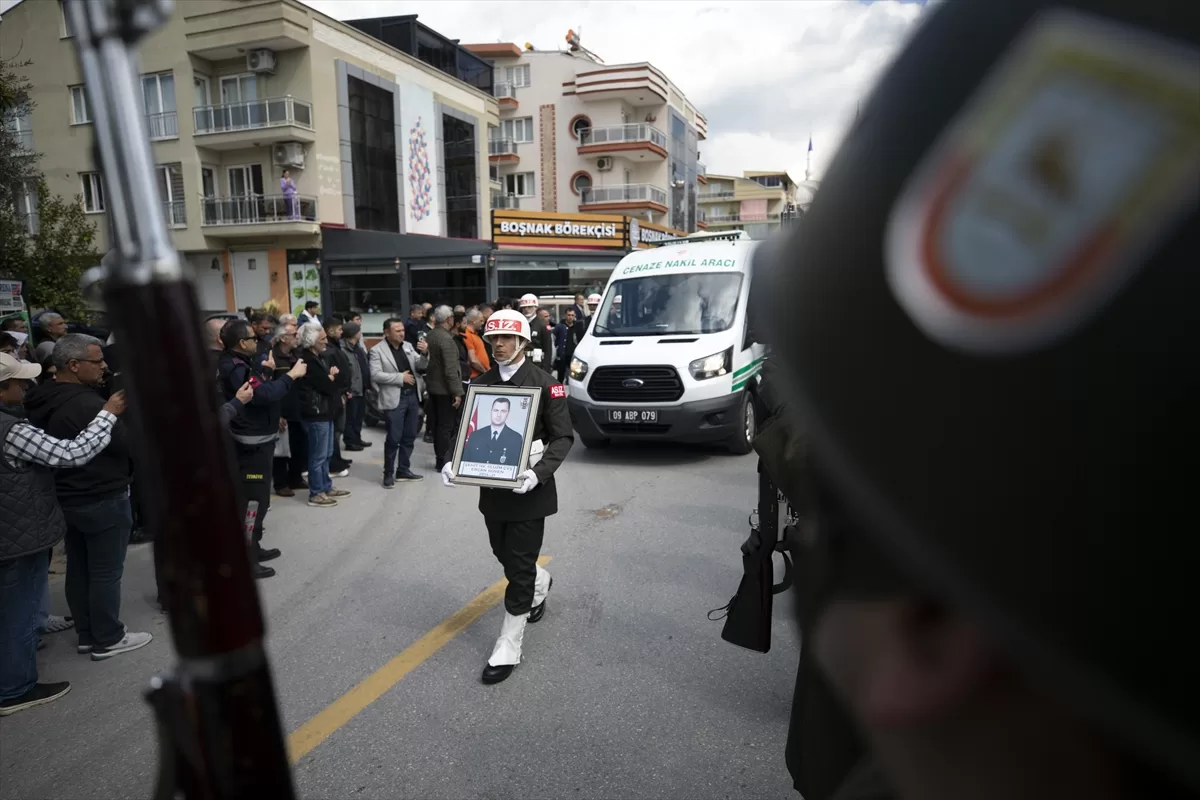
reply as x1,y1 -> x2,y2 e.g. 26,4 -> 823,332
579,435 -> 610,449
726,392 -> 755,455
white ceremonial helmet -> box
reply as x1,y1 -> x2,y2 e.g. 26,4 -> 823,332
518,293 -> 539,309
587,293 -> 602,305
482,309 -> 532,342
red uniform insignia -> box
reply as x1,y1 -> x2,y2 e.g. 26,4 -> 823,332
549,384 -> 567,399
248,375 -> 262,389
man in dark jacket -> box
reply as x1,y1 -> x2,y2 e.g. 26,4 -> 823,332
270,321 -> 308,497
23,335 -> 152,662
0,353 -> 130,714
322,319 -> 354,475
424,305 -> 463,471
553,308 -> 586,382
217,320 -> 306,578
295,322 -> 350,508
340,321 -> 372,451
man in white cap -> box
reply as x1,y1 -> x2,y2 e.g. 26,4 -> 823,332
0,354 -> 128,716
441,310 -> 574,684
517,294 -> 555,374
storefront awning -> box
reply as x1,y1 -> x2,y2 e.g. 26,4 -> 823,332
320,225 -> 493,265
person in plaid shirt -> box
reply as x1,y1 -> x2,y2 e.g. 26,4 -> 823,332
0,353 -> 127,716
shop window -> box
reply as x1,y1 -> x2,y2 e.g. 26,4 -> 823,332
411,267 -> 487,308
329,269 -> 404,320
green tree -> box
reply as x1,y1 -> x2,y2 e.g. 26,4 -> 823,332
1,54 -> 99,317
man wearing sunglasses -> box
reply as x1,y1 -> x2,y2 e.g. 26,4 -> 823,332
23,335 -> 152,661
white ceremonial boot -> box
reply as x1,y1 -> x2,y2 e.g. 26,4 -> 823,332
528,565 -> 553,624
482,611 -> 527,684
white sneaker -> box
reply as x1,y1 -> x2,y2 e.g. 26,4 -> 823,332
90,631 -> 153,661
331,468 -> 350,478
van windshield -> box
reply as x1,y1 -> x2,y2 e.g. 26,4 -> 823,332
592,272 -> 744,337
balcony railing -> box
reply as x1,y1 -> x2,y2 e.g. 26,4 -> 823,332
193,96 -> 314,136
489,139 -> 517,156
579,123 -> 667,150
700,190 -> 735,200
493,82 -> 516,100
147,111 -> 178,140
581,183 -> 668,206
491,194 -> 520,210
163,199 -> 186,227
706,214 -> 742,223
200,194 -> 317,226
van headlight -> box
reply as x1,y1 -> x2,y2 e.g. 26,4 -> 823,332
689,347 -> 732,380
569,356 -> 589,381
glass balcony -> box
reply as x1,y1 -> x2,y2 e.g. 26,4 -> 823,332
491,194 -> 520,209
580,183 -> 668,207
579,123 -> 667,150
200,194 -> 317,226
699,190 -> 735,200
488,139 -> 517,157
193,96 -> 313,136
163,199 -> 186,228
147,111 -> 178,141
493,82 -> 516,100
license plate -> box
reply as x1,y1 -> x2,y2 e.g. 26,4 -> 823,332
608,409 -> 658,423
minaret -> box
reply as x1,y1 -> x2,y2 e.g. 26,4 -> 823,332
805,133 -> 813,181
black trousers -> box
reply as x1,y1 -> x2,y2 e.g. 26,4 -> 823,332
234,442 -> 274,544
286,421 -> 308,487
429,393 -> 458,470
345,395 -> 366,445
484,517 -> 545,615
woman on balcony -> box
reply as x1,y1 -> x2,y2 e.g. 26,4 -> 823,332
280,169 -> 299,220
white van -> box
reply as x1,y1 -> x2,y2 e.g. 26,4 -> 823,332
565,231 -> 767,454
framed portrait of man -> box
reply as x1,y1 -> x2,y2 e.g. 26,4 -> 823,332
451,385 -> 542,489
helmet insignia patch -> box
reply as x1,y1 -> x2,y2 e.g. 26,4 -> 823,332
885,10 -> 1200,354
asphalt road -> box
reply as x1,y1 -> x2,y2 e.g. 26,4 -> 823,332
1,434 -> 802,800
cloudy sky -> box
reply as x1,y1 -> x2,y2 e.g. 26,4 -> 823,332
302,0 -> 931,182
0,0 -> 932,181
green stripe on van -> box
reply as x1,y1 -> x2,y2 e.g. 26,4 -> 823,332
731,366 -> 762,393
731,355 -> 766,380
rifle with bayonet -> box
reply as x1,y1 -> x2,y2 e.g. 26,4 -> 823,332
64,2 -> 295,797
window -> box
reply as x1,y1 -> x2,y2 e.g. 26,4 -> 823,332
504,64 -> 531,88
70,86 -> 90,124
442,114 -> 478,240
347,76 -> 399,233
570,172 -> 592,195
200,166 -> 218,224
157,163 -> 186,226
489,164 -> 501,183
5,112 -> 33,152
499,117 -> 534,144
594,272 -> 744,336
80,172 -> 105,213
59,0 -> 74,37
142,72 -> 178,140
570,116 -> 591,140
14,180 -> 37,235
193,74 -> 211,107
504,172 -> 535,197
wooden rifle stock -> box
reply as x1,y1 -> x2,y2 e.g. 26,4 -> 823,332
65,2 -> 295,797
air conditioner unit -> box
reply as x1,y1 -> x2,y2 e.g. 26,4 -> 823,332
596,157 -> 614,172
272,142 -> 305,168
246,49 -> 277,73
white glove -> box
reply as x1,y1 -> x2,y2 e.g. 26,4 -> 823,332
441,463 -> 456,488
513,469 -> 539,494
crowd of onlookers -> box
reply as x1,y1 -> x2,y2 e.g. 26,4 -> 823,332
0,292 -> 596,718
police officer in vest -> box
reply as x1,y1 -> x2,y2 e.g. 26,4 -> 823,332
755,0 -> 1199,797
440,309 -> 574,684
217,319 -> 307,579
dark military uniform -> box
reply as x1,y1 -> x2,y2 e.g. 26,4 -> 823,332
471,358 -> 573,615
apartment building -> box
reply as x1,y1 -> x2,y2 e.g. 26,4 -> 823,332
0,0 -> 499,329
698,171 -> 819,239
462,34 -> 707,299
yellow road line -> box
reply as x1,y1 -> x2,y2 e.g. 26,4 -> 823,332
287,555 -> 552,763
